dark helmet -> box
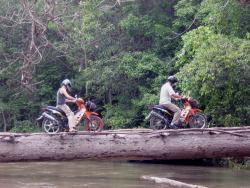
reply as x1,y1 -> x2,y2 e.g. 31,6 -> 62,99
167,75 -> 178,84
61,79 -> 72,92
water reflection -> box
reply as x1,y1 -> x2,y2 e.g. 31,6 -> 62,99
0,161 -> 249,188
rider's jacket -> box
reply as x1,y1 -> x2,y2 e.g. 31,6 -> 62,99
159,82 -> 176,105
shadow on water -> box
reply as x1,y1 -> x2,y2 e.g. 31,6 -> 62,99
128,158 -> 228,167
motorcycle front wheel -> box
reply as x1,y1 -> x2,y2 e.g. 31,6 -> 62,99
150,116 -> 166,130
42,118 -> 60,133
188,113 -> 208,129
84,115 -> 104,132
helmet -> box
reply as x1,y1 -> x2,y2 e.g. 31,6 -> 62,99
61,79 -> 72,92
167,75 -> 178,84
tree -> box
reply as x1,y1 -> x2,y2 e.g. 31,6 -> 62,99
176,26 -> 250,126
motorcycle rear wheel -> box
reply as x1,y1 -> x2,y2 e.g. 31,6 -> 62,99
150,116 -> 166,130
84,115 -> 104,132
188,113 -> 208,129
42,118 -> 60,133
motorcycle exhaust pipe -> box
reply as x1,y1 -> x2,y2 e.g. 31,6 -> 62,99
145,111 -> 165,121
150,111 -> 170,124
42,112 -> 59,124
151,111 -> 164,120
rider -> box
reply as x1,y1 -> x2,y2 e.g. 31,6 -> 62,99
56,79 -> 77,132
159,75 -> 183,128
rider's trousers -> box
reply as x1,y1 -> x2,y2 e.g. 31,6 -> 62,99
162,103 -> 181,125
57,104 -> 75,130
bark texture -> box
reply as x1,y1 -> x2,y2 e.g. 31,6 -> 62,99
1,127 -> 250,162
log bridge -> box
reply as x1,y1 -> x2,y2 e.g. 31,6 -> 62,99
1,127 -> 250,162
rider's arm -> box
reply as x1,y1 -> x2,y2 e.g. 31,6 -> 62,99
171,93 -> 182,100
65,99 -> 76,103
60,87 -> 76,103
167,84 -> 182,100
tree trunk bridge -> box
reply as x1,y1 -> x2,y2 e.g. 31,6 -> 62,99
1,127 -> 250,162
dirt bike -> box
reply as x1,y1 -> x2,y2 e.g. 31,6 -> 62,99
145,97 -> 208,130
36,98 -> 103,133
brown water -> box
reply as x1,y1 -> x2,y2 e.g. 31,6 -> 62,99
0,161 -> 250,188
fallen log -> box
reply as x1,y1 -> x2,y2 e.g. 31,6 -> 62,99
1,127 -> 250,162
141,175 -> 208,188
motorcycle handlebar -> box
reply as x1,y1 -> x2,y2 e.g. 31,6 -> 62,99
180,96 -> 191,102
182,97 -> 188,100
75,97 -> 85,103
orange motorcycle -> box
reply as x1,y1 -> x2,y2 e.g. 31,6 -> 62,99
145,97 -> 208,130
37,98 -> 103,133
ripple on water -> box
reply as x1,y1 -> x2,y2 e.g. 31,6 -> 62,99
0,161 -> 250,188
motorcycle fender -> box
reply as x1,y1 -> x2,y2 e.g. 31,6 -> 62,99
84,111 -> 99,119
191,108 -> 202,114
153,108 -> 172,116
185,109 -> 202,124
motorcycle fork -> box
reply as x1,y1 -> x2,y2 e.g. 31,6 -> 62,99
84,111 -> 99,119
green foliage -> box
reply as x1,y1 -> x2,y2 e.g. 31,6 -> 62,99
10,120 -> 40,133
177,26 -> 250,126
120,7 -> 179,56
79,51 -> 170,128
198,0 -> 250,38
174,0 -> 202,28
103,104 -> 138,129
0,0 -> 249,131
174,0 -> 250,38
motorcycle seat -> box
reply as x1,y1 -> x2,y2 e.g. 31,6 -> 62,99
153,105 -> 174,114
47,106 -> 66,116
153,105 -> 168,110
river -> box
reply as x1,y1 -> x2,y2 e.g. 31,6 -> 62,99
0,161 -> 249,188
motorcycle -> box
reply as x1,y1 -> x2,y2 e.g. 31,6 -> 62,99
36,98 -> 103,133
145,97 -> 208,130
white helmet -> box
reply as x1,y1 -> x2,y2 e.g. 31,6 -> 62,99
61,79 -> 72,92
167,75 -> 178,84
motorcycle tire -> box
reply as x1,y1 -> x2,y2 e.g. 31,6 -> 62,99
84,115 -> 104,132
42,118 -> 60,133
150,116 -> 167,130
188,113 -> 208,129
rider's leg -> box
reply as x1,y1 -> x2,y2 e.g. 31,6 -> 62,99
57,104 -> 75,131
74,107 -> 86,125
162,103 -> 181,126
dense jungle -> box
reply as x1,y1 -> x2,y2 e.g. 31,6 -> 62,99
0,0 -> 249,132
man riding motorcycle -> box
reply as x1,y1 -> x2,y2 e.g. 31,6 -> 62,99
159,75 -> 184,129
56,79 -> 86,132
